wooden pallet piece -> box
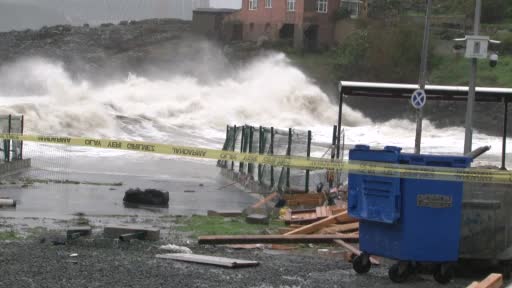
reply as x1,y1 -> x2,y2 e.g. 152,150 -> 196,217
156,253 -> 259,268
284,211 -> 348,235
467,273 -> 503,288
333,238 -> 379,265
198,233 -> 359,245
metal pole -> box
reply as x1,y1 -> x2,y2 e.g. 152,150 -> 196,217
231,125 -> 237,170
286,128 -> 292,190
270,127 -> 275,188
258,126 -> 263,183
501,99 -> 508,170
336,91 -> 343,159
20,115 -> 24,160
415,0 -> 433,154
330,125 -> 337,189
248,126 -> 254,176
305,130 -> 312,193
464,0 -> 482,154
7,114 -> 11,162
240,126 -> 245,172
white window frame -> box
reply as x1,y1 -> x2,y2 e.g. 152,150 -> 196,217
249,0 -> 258,10
287,0 -> 296,11
265,0 -> 272,8
317,0 -> 328,13
341,0 -> 360,18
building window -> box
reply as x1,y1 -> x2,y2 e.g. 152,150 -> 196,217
341,0 -> 360,18
317,0 -> 328,13
249,0 -> 258,10
287,0 -> 296,11
265,0 -> 272,8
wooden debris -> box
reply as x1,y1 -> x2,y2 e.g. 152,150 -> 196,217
251,192 -> 278,209
467,274 -> 503,288
207,210 -> 243,217
156,253 -> 259,268
282,193 -> 326,208
225,244 -> 297,250
284,212 -> 349,235
317,223 -> 359,234
198,233 -> 358,245
333,239 -> 380,265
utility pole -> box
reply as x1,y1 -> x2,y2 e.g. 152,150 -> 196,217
464,0 -> 482,154
415,0 -> 433,154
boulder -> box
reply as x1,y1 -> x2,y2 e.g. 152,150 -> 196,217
123,188 -> 169,206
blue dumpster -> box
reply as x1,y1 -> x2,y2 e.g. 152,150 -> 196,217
348,145 -> 472,284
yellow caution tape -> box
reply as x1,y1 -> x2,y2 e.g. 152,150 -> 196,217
1,133 -> 512,185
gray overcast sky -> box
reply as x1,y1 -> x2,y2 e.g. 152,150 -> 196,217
0,0 -> 242,31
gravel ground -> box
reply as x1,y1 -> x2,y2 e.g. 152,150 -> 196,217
0,235 -> 476,288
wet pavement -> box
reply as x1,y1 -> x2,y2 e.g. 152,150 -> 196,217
0,153 -> 256,219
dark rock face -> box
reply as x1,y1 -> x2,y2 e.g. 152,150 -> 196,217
123,188 -> 169,206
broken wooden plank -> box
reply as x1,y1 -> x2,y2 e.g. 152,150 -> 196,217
207,210 -> 243,217
251,192 -> 278,209
156,253 -> 259,268
333,239 -> 379,265
318,222 -> 359,234
467,282 -> 480,288
104,225 -> 160,241
285,212 -> 348,235
475,274 -> 503,288
198,233 -> 359,245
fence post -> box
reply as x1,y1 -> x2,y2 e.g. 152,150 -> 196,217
330,125 -> 337,189
240,126 -> 245,173
7,114 -> 11,162
248,126 -> 254,176
286,128 -> 292,191
20,115 -> 24,160
270,127 -> 275,189
231,125 -> 237,170
258,126 -> 263,184
305,130 -> 311,193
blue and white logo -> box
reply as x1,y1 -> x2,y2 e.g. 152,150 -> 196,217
411,89 -> 427,109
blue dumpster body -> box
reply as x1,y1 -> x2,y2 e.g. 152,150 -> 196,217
348,145 -> 472,262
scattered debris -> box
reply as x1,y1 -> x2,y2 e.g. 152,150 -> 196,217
467,273 -> 503,288
284,211 -> 351,235
123,188 -> 169,206
119,232 -> 146,241
159,244 -> 193,254
66,226 -> 92,240
251,192 -> 278,209
104,225 -> 160,241
333,239 -> 379,265
156,253 -> 259,268
226,244 -> 297,250
245,214 -> 269,225
0,198 -> 16,208
184,190 -> 195,193
207,210 -> 243,217
198,234 -> 358,245
69,253 -> 78,257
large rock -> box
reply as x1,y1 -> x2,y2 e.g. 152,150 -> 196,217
123,188 -> 169,206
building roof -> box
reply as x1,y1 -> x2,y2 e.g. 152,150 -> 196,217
339,81 -> 512,102
193,8 -> 239,14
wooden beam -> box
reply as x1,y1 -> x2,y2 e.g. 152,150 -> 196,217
467,283 -> 480,288
284,211 -> 349,235
333,238 -> 379,265
474,274 -> 503,288
198,233 -> 359,245
156,253 -> 259,268
318,222 -> 359,234
251,192 -> 278,209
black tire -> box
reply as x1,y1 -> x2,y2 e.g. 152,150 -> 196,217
433,264 -> 454,284
353,253 -> 371,274
388,263 -> 410,283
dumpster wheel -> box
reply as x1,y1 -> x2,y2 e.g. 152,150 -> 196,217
433,264 -> 454,284
388,262 -> 412,283
353,253 -> 371,274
